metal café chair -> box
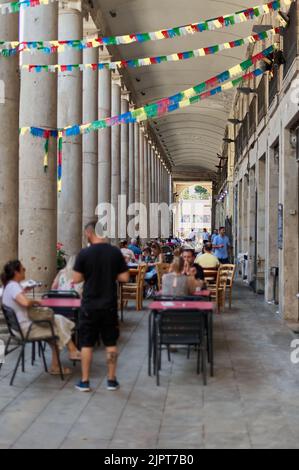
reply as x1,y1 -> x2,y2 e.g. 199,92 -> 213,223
1,305 -> 64,385
153,309 -> 207,386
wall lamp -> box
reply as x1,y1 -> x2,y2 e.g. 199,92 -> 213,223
228,118 -> 243,125
238,87 -> 257,95
278,10 -> 290,27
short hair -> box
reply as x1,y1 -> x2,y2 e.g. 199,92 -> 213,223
219,226 -> 225,231
204,243 -> 213,252
85,220 -> 105,237
182,248 -> 196,257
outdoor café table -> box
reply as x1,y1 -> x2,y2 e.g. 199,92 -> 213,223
155,290 -> 211,301
148,301 -> 214,379
40,298 -> 81,346
40,298 -> 81,312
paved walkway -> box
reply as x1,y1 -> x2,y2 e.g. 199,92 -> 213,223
1,282 -> 299,449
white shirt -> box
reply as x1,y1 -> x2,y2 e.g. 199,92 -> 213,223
188,231 -> 196,241
121,248 -> 136,263
2,281 -> 30,328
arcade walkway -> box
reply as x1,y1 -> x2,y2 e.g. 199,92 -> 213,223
0,282 -> 299,450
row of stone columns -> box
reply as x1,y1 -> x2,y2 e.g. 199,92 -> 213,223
0,3 -> 172,287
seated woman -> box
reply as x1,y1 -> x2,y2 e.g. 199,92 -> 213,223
119,241 -> 136,265
188,264 -> 206,292
1,260 -> 81,375
144,243 -> 165,297
52,255 -> 83,296
142,247 -> 152,263
162,257 -> 194,297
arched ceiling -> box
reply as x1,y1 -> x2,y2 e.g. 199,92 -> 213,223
90,0 -> 270,176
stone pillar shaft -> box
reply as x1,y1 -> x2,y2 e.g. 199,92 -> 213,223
0,3 -> 19,268
19,4 -> 58,288
58,7 -> 83,255
83,46 -> 98,228
111,80 -> 121,242
98,67 -> 111,205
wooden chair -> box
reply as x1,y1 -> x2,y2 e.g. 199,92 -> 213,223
156,263 -> 171,291
208,266 -> 230,314
120,264 -> 148,321
221,264 -> 236,309
202,268 -> 219,285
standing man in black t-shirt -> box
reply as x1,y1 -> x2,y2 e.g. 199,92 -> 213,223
73,221 -> 129,393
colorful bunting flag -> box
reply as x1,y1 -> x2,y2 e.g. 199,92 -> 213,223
0,0 -> 57,15
19,46 -> 275,140
0,1 -> 281,55
20,28 -> 281,73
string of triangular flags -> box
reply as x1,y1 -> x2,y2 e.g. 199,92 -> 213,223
0,0 -> 56,15
20,27 -> 281,73
19,45 -> 275,139
0,0 -> 281,55
19,46 -> 274,191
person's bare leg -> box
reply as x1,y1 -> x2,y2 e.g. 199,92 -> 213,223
49,344 -> 60,370
106,347 -> 118,380
81,347 -> 93,382
66,340 -> 81,359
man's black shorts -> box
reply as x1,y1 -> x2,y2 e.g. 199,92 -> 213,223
79,307 -> 120,348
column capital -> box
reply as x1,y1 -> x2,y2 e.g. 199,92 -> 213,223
59,0 -> 82,12
121,90 -> 131,101
112,72 -> 122,86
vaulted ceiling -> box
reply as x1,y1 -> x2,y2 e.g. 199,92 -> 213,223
89,0 -> 269,178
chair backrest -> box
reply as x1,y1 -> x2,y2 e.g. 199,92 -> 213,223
137,264 -> 148,289
217,265 -> 230,290
203,268 -> 219,283
1,305 -> 24,340
220,265 -> 236,287
42,290 -> 80,299
156,263 -> 171,290
157,309 -> 203,343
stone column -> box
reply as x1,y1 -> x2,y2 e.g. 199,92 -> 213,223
151,146 -> 155,204
139,128 -> 145,206
280,131 -> 299,321
247,168 -> 257,285
111,77 -> 121,243
148,142 -> 152,204
128,121 -> 135,207
58,6 -> 83,255
237,180 -> 243,254
265,149 -> 279,302
143,135 -> 149,238
83,46 -> 98,229
256,156 -> 266,293
120,91 -> 129,238
134,123 -> 140,203
19,4 -> 58,288
0,3 -> 19,268
242,176 -> 249,256
98,63 -> 111,207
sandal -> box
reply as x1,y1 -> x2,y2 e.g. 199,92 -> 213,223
50,367 -> 72,376
69,352 -> 81,362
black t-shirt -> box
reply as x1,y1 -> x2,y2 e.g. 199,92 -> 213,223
74,243 -> 128,310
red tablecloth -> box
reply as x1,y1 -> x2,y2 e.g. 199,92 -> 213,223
149,301 -> 214,311
156,290 -> 211,297
40,298 -> 81,309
